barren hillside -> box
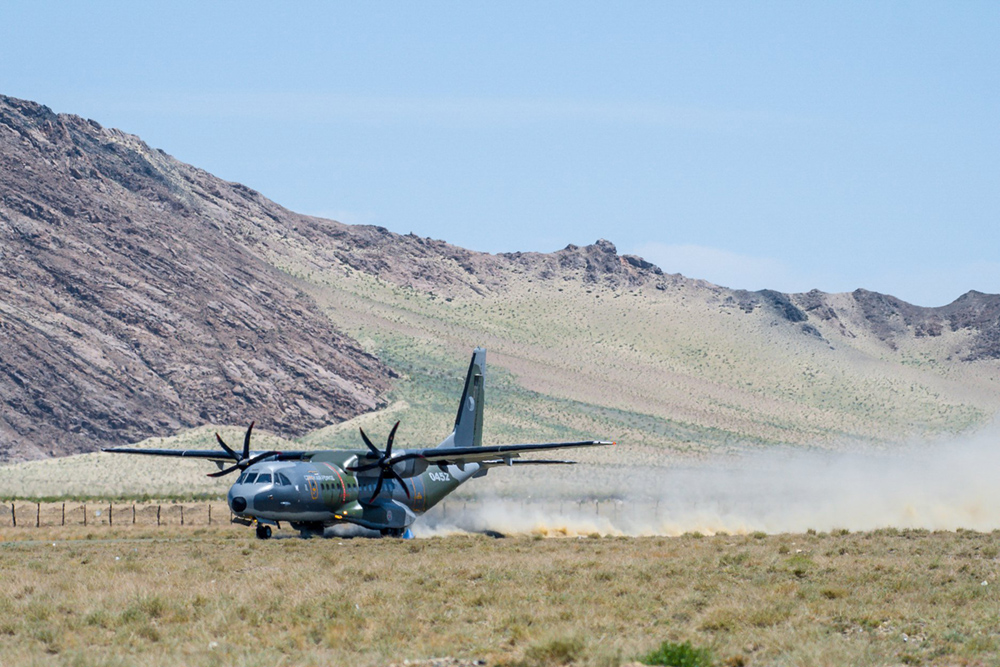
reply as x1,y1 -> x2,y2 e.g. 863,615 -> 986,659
0,95 -> 390,462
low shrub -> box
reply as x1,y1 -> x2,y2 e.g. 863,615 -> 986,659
641,639 -> 713,667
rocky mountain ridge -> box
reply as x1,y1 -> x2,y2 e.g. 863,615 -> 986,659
284,213 -> 1000,364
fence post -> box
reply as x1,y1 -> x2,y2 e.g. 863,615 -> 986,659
62,503 -> 65,526
83,504 -> 87,526
109,503 -> 113,527
11,503 -> 15,528
157,505 -> 161,526
208,504 -> 212,525
132,504 -> 136,525
36,502 -> 40,528
180,505 -> 184,526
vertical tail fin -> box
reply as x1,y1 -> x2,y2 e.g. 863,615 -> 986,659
438,347 -> 485,449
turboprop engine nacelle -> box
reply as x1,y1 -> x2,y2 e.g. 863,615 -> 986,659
391,456 -> 428,479
349,454 -> 429,479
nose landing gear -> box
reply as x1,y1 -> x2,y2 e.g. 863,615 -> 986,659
255,523 -> 272,540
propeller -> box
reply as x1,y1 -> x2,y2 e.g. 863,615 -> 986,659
207,421 -> 280,478
346,421 -> 411,500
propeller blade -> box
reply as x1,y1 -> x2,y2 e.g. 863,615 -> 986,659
356,421 -> 410,503
215,433 -> 239,461
206,448 -> 279,478
242,421 -> 255,460
242,450 -> 280,468
359,428 -> 380,457
388,468 -> 411,499
371,473 -> 386,499
207,463 -> 241,478
385,421 -> 400,458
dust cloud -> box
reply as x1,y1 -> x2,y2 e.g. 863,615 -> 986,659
415,426 -> 1000,537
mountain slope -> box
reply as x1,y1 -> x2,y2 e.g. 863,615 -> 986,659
270,234 -> 1000,455
0,95 -> 390,462
2,92 -> 999,473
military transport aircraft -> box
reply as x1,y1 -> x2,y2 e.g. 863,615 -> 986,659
104,348 -> 613,539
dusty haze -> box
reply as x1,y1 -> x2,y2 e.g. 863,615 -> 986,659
417,426 -> 1000,537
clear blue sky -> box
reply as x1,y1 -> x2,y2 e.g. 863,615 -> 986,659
3,2 -> 998,306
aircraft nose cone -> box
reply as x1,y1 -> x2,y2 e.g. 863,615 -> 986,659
231,496 -> 247,513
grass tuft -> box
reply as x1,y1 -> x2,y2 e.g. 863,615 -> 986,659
641,639 -> 714,667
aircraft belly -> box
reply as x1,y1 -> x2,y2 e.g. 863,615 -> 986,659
253,509 -> 335,523
248,486 -> 333,520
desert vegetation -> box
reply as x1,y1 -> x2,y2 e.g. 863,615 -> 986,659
1,526 -> 998,666
294,258 -> 999,452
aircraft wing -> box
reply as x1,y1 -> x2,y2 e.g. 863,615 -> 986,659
101,447 -> 310,462
102,440 -> 613,467
391,440 -> 614,467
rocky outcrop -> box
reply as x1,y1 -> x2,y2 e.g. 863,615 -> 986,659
0,95 -> 391,462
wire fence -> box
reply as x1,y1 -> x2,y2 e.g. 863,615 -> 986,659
0,498 -> 652,533
0,502 -> 233,529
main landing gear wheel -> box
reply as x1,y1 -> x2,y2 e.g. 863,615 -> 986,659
292,522 -> 324,539
255,524 -> 272,540
381,527 -> 413,538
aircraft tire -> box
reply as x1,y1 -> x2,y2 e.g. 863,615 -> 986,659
256,524 -> 272,540
293,522 -> 324,539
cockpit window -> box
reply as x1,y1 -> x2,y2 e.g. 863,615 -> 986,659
236,472 -> 247,484
256,473 -> 272,484
278,473 -> 291,486
244,473 -> 258,484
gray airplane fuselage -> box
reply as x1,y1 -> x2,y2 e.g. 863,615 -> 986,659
227,451 -> 478,533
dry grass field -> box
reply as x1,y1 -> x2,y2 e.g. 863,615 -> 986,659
1,524 -> 998,667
